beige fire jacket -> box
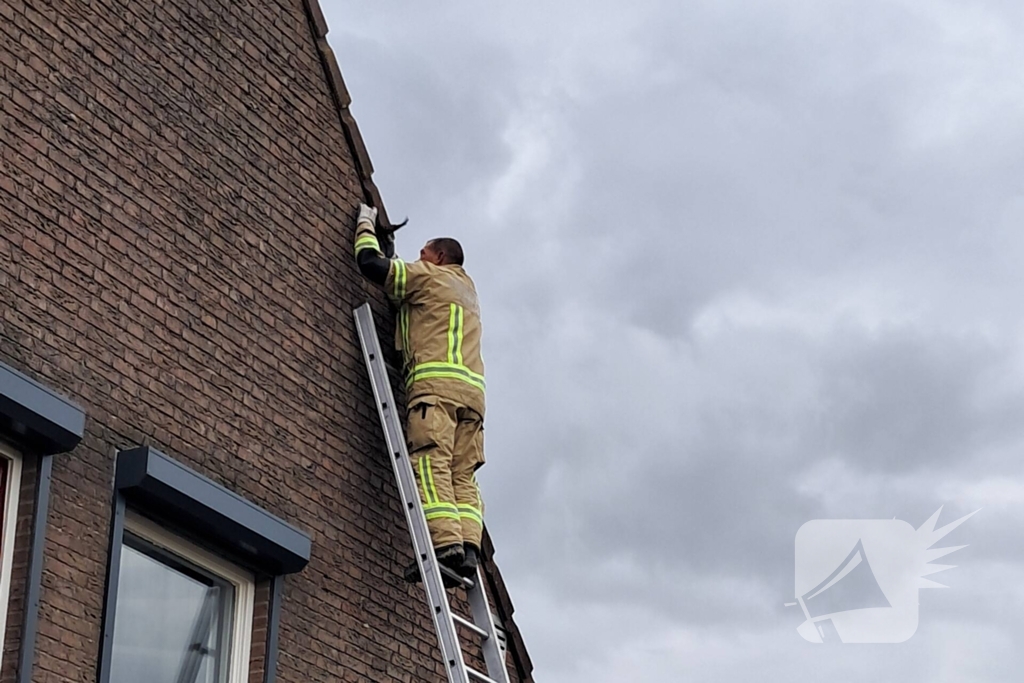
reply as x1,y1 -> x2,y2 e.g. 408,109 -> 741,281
355,219 -> 486,417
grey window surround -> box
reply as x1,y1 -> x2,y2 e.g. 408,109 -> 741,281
0,359 -> 85,683
114,446 -> 311,576
0,361 -> 85,455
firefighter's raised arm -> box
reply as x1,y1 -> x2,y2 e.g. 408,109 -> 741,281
353,203 -> 426,304
353,204 -> 390,285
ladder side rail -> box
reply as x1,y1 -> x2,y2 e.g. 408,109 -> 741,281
467,569 -> 511,682
354,304 -> 471,683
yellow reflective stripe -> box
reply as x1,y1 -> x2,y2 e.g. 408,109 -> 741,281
454,305 -> 464,365
445,304 -> 464,365
354,235 -> 380,253
399,306 -> 410,364
424,502 -> 459,513
425,454 -> 440,506
425,510 -> 462,521
458,504 -> 483,525
410,370 -> 485,392
406,363 -> 485,392
417,455 -> 434,504
410,362 -> 485,382
392,259 -> 407,300
404,309 -> 411,354
447,303 -> 457,364
424,501 -> 460,522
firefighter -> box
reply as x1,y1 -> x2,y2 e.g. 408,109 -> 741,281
353,203 -> 486,581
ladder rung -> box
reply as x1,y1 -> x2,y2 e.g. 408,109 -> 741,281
440,564 -> 474,589
466,666 -> 499,683
452,613 -> 489,640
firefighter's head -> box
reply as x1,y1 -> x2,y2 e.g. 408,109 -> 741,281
420,238 -> 464,266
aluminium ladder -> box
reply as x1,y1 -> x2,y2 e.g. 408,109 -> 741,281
354,303 -> 510,683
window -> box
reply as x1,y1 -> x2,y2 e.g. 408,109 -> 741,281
0,441 -> 22,656
107,512 -> 254,683
101,446 -> 310,683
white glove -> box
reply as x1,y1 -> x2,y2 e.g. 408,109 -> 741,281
357,203 -> 378,226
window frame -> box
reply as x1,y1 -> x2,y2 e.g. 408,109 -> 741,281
0,441 -> 23,660
105,509 -> 256,683
102,446 -> 311,683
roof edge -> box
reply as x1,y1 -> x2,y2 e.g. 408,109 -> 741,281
483,529 -> 535,682
300,0 -> 393,229
295,3 -> 534,677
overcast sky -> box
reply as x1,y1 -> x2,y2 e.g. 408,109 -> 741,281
324,2 -> 1024,680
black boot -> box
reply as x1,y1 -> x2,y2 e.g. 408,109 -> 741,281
458,543 -> 480,577
436,543 -> 466,572
403,544 -> 465,587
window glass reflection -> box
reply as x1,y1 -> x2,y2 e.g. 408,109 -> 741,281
109,535 -> 234,683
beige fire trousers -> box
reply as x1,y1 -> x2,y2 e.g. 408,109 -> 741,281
406,394 -> 485,550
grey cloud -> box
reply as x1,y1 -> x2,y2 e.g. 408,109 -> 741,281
818,327 -> 1024,472
333,34 -> 517,220
324,0 -> 1024,679
484,315 -> 1024,667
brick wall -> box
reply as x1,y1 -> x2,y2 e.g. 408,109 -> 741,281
0,0 -> 523,681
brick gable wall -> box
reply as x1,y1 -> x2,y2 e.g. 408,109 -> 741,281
0,0 -> 525,681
